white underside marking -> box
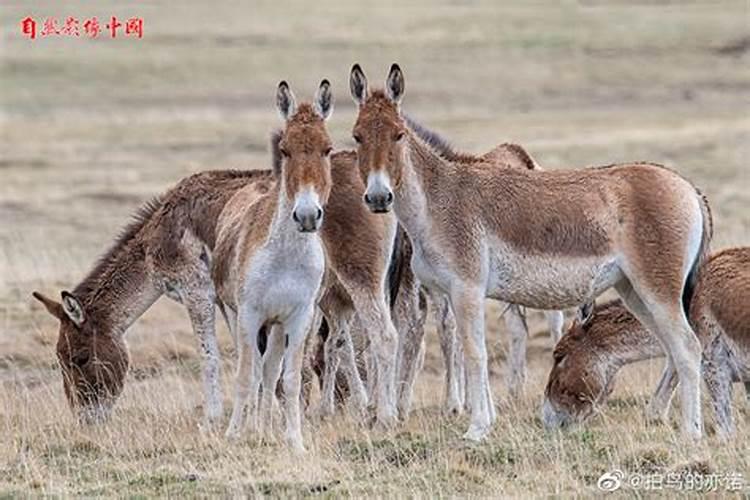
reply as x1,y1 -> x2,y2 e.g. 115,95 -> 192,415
485,236 -> 623,309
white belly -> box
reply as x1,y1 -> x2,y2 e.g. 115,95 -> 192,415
485,239 -> 623,309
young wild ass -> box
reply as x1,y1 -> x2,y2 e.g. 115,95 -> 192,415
32,100 -> 408,432
212,80 -> 335,451
543,247 -> 750,438
401,118 -> 566,415
348,63 -> 711,441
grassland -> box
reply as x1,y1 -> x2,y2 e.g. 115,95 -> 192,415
1,0 -> 748,495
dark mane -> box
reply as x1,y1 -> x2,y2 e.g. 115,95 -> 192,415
73,196 -> 163,302
270,129 -> 283,177
403,115 -> 478,163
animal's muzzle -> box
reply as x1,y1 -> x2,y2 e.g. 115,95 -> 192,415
293,206 -> 323,232
541,397 -> 573,430
364,190 -> 393,213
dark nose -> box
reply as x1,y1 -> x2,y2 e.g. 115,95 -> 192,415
292,208 -> 323,232
363,191 -> 393,213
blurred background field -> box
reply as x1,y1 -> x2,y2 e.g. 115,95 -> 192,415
1,0 -> 748,495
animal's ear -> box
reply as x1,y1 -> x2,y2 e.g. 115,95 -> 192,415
314,79 -> 334,120
385,63 -> 405,104
349,63 -> 368,106
32,291 -> 64,320
276,81 -> 297,121
61,291 -> 85,327
576,301 -> 595,326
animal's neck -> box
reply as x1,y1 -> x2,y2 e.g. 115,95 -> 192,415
392,131 -> 449,244
594,324 -> 666,386
74,251 -> 161,338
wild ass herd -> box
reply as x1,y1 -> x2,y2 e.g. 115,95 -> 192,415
32,64 -> 747,452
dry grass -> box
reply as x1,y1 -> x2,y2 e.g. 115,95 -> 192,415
1,0 -> 748,495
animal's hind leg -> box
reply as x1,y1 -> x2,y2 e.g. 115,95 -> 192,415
545,310 -> 565,344
616,279 -> 702,439
352,292 -> 399,427
505,304 -> 528,400
429,288 -> 464,415
615,282 -> 678,423
394,284 -> 427,420
702,333 -> 735,438
646,361 -> 678,424
183,287 -> 223,430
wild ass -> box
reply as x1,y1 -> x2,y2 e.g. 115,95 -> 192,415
543,247 -> 750,438
400,118 -> 566,415
32,96 -> 408,432
348,63 -> 711,441
211,80 -> 335,451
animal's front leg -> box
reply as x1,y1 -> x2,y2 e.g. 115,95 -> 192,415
281,305 -> 316,454
703,337 -> 735,438
504,304 -> 528,401
225,306 -> 264,440
646,360 -> 677,424
259,325 -> 285,439
451,286 -> 492,441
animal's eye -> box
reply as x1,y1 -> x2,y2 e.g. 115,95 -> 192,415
323,147 -> 333,157
280,147 -> 290,158
352,134 -> 362,144
394,131 -> 405,142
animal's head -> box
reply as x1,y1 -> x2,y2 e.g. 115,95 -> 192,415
542,302 -> 613,429
32,290 -> 129,423
275,79 -> 334,232
349,63 -> 407,213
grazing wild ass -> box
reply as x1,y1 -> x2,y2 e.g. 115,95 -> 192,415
543,247 -> 750,438
213,80 -> 334,451
32,97 -> 408,432
348,63 -> 711,440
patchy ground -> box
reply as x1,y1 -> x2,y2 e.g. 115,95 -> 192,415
1,0 -> 748,495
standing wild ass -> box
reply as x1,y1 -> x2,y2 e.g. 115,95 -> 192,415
543,247 -> 749,438
348,63 -> 711,440
32,96 -> 409,432
399,118 -> 566,415
213,80 -> 334,451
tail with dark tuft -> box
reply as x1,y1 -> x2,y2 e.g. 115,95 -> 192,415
386,225 -> 409,309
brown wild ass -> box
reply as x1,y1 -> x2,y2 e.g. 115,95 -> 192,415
543,247 -> 750,438
400,118 -> 566,414
32,108 -> 409,432
348,63 -> 711,440
212,80 -> 336,451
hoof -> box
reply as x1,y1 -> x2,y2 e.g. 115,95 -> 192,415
444,403 -> 464,417
463,424 -> 490,442
286,438 -> 307,455
372,414 -> 398,432
225,429 -> 241,441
